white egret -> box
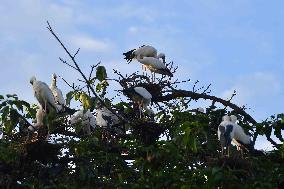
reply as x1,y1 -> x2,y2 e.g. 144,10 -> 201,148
50,73 -> 65,106
30,76 -> 59,113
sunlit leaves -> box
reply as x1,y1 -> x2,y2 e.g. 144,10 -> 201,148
80,92 -> 91,110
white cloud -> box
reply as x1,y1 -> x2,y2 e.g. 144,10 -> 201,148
70,35 -> 111,52
128,26 -> 139,34
222,72 -> 281,104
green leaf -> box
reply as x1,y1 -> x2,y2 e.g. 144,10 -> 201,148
66,91 -> 74,106
79,93 -> 91,109
96,66 -> 107,82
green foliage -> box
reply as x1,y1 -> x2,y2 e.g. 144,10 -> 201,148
0,76 -> 283,188
96,66 -> 107,82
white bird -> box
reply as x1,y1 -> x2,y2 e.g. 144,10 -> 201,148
230,115 -> 253,156
70,109 -> 96,135
28,105 -> 46,132
218,115 -> 253,157
50,73 -> 65,106
197,107 -> 205,113
30,76 -> 60,113
218,115 -> 234,157
123,45 -> 166,74
124,87 -> 153,118
136,56 -> 173,81
230,115 -> 238,124
96,106 -> 119,128
123,45 -> 166,63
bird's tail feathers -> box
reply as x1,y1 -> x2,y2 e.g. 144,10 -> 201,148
156,68 -> 173,77
123,49 -> 136,63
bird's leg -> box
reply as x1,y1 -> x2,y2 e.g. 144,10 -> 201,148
44,101 -> 47,113
227,145 -> 230,157
139,102 -> 142,118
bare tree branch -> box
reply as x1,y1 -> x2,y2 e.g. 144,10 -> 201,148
153,89 -> 257,124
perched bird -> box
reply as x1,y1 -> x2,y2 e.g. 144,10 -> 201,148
124,87 -> 153,118
30,76 -> 60,113
96,105 -> 119,128
28,105 -> 46,132
218,115 -> 253,157
230,115 -> 253,156
123,45 -> 166,63
218,115 -> 234,157
50,73 -> 65,106
197,107 -> 205,113
230,115 -> 238,124
70,109 -> 96,135
123,45 -> 166,74
136,56 -> 173,81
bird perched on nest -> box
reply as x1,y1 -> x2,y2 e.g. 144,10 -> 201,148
124,86 -> 154,118
50,73 -> 65,106
70,109 -> 96,135
123,45 -> 168,77
218,115 -> 253,157
30,76 -> 61,113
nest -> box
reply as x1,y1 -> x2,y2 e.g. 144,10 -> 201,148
132,121 -> 164,145
24,140 -> 61,165
135,83 -> 163,99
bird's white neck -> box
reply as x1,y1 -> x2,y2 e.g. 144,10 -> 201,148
51,79 -> 57,87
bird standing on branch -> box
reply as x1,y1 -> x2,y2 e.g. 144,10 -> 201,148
123,45 -> 167,76
230,115 -> 254,156
136,56 -> 173,81
218,115 -> 254,157
124,86 -> 154,118
218,115 -> 233,157
50,73 -> 65,107
123,45 -> 166,64
30,76 -> 60,113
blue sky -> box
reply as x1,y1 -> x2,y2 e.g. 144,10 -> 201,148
0,0 -> 283,150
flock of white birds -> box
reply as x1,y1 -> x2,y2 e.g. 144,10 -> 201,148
26,44 -> 253,157
28,73 -> 121,136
